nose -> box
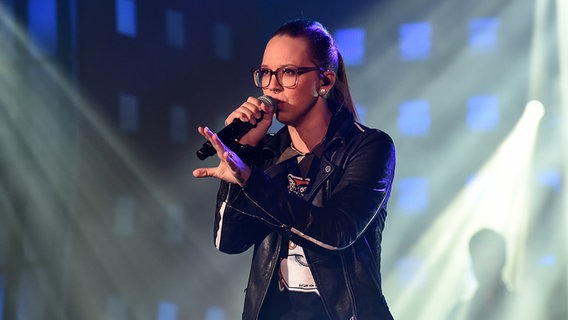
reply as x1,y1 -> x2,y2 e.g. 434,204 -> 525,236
266,71 -> 283,91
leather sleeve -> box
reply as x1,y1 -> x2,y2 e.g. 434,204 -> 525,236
213,181 -> 271,254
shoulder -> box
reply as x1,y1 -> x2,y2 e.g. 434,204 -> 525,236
355,122 -> 393,138
349,121 -> 395,151
328,120 -> 396,171
332,107 -> 394,147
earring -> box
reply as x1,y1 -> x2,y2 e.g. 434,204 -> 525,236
319,88 -> 327,97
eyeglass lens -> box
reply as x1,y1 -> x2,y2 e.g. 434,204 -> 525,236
254,67 -> 298,88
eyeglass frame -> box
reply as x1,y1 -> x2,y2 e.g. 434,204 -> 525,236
252,65 -> 324,89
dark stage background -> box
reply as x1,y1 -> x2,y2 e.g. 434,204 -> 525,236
0,0 -> 566,319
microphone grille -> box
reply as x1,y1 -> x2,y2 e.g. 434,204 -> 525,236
258,95 -> 276,107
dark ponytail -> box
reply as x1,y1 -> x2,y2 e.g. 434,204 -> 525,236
272,19 -> 358,120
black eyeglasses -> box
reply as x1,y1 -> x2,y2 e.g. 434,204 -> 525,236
252,66 -> 323,88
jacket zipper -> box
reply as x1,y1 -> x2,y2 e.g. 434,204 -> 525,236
340,252 -> 358,319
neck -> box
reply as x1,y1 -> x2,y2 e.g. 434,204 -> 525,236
288,108 -> 332,153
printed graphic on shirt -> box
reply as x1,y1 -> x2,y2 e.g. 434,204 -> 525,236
279,173 -> 319,294
278,240 -> 319,295
287,173 -> 310,196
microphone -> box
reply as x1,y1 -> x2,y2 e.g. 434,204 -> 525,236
196,95 -> 276,160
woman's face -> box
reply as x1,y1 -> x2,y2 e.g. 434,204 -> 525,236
260,35 -> 326,127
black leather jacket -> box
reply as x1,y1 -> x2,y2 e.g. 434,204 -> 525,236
214,107 -> 396,320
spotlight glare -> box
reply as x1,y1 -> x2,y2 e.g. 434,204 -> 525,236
525,99 -> 545,120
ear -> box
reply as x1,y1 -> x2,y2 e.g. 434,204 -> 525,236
321,70 -> 336,89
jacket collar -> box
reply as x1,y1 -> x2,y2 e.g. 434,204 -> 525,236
262,103 -> 354,161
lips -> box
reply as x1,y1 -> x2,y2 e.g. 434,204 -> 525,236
270,99 -> 282,111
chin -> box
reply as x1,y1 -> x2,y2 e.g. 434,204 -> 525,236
275,115 -> 295,127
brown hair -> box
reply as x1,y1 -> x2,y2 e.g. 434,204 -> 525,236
272,19 -> 358,120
